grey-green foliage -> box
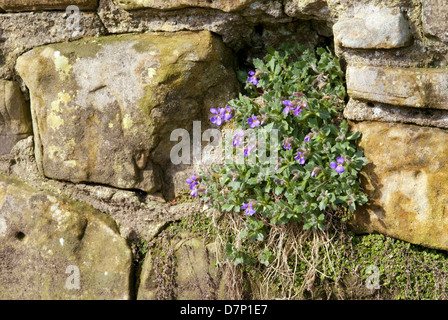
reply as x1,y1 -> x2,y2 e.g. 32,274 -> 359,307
200,43 -> 368,266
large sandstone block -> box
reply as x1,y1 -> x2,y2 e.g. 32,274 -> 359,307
0,80 -> 32,155
0,0 -> 98,11
333,5 -> 412,49
346,65 -> 448,110
113,0 -> 259,12
16,31 -> 238,194
349,121 -> 448,251
0,174 -> 132,299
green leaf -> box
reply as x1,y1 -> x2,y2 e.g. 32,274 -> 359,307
347,131 -> 361,140
222,204 -> 234,212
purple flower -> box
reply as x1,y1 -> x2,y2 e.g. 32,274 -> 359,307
311,171 -> 316,178
233,129 -> 245,147
304,136 -> 310,142
330,157 -> 345,173
190,189 -> 198,197
186,174 -> 198,190
282,100 -> 293,115
247,71 -> 259,86
283,140 -> 292,150
244,145 -> 255,157
210,107 -> 232,126
241,202 -> 256,216
294,152 -> 305,165
293,107 -> 303,116
247,114 -> 261,128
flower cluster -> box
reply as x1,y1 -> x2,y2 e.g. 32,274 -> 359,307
247,71 -> 259,86
282,100 -> 307,116
186,174 -> 200,197
232,129 -> 244,147
210,107 -> 232,126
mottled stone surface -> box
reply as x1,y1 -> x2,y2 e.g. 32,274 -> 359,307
137,235 -> 225,300
284,0 -> 331,20
344,99 -> 448,129
113,0 -> 260,12
0,174 -> 133,299
0,12 -> 105,79
16,31 -> 238,194
0,80 -> 32,155
349,121 -> 448,251
333,5 -> 412,49
0,0 -> 98,11
346,65 -> 448,109
423,0 -> 448,42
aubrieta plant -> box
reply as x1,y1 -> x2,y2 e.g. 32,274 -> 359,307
188,43 -> 368,266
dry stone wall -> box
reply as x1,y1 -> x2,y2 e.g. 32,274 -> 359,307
0,0 -> 447,299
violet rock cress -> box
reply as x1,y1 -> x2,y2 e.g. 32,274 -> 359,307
186,43 -> 368,266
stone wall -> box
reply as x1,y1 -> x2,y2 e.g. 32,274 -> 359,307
0,0 -> 447,299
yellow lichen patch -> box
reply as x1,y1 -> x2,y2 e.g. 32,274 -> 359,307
122,114 -> 134,130
64,138 -> 77,154
147,68 -> 157,80
53,51 -> 73,81
51,91 -> 72,112
47,145 -> 62,161
47,113 -> 64,131
64,160 -> 78,168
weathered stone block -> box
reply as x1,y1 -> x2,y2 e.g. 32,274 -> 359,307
0,0 -> 98,11
344,99 -> 448,129
284,0 -> 331,20
0,80 -> 32,155
423,0 -> 448,42
349,121 -> 448,251
333,5 -> 412,49
0,174 -> 132,299
346,64 -> 448,110
16,31 -> 238,194
137,235 -> 225,300
0,12 -> 106,79
113,0 -> 259,12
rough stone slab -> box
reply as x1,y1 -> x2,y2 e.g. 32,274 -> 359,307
344,99 -> 448,129
349,121 -> 448,251
333,5 -> 412,49
113,0 -> 260,12
284,0 -> 331,20
137,235 -> 226,300
346,64 -> 448,110
0,80 -> 32,155
0,0 -> 98,11
423,0 -> 448,42
0,174 -> 133,299
16,31 -> 238,194
0,12 -> 105,79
